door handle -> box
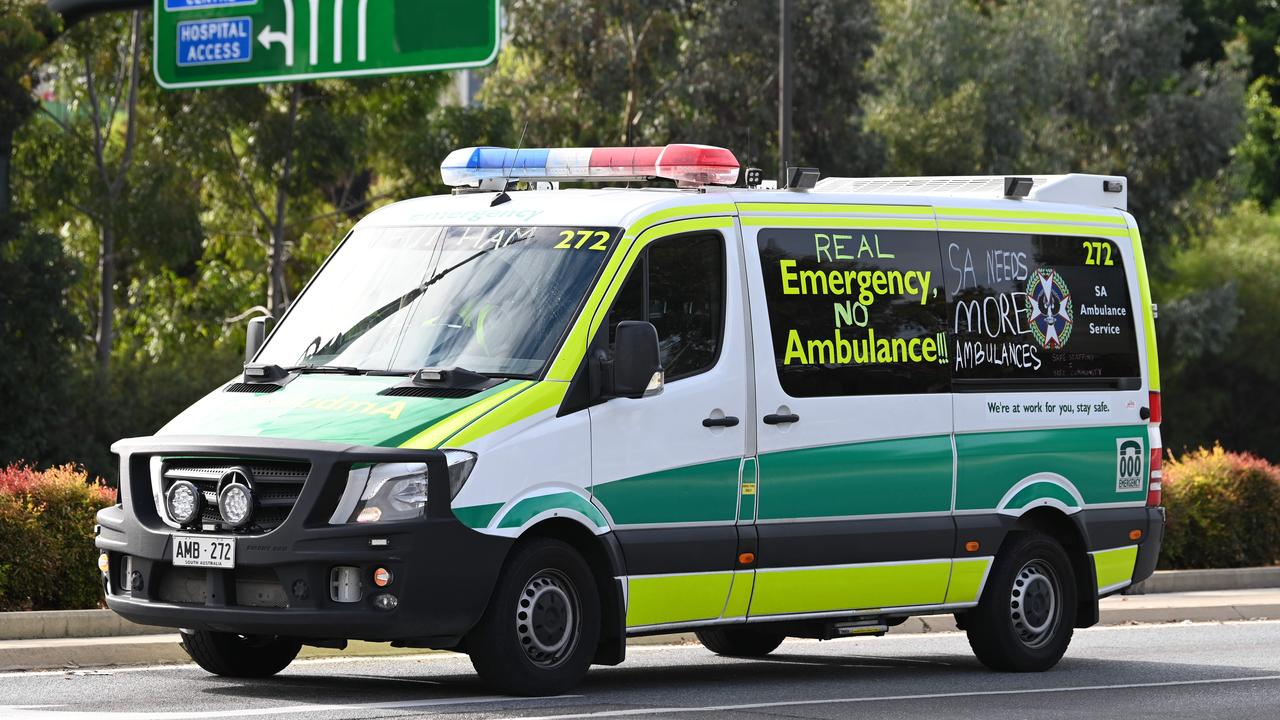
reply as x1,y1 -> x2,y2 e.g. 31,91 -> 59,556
702,416 -> 740,428
763,413 -> 800,425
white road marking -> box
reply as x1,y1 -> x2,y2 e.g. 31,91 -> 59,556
512,675 -> 1280,719
0,651 -> 457,678
0,694 -> 578,720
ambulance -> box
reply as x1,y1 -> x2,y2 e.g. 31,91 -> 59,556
95,144 -> 1164,695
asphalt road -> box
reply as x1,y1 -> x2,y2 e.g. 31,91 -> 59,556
5,621 -> 1280,720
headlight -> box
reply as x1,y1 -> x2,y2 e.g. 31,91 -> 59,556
330,450 -> 477,524
165,480 -> 202,525
218,483 -> 255,528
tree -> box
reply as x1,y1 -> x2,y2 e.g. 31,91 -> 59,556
865,0 -> 1245,247
0,0 -> 60,222
479,0 -> 688,149
0,221 -> 80,466
675,0 -> 881,177
1180,2 -> 1280,209
155,73 -> 463,321
20,11 -> 148,374
480,0 -> 881,178
1154,202 -> 1280,460
1236,78 -> 1280,209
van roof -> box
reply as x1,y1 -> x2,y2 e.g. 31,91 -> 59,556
358,173 -> 1129,232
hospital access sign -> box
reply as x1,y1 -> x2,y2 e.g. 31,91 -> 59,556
154,0 -> 500,90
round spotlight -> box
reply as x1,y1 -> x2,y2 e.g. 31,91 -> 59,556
218,482 -> 255,528
373,568 -> 393,587
165,481 -> 202,525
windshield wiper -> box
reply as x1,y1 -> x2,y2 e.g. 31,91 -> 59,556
289,365 -> 364,375
380,366 -> 534,381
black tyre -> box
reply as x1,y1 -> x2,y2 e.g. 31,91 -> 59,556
965,531 -> 1077,672
467,538 -> 601,696
180,630 -> 301,678
696,626 -> 785,657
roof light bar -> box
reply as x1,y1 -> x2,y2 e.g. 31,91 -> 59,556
441,144 -> 740,188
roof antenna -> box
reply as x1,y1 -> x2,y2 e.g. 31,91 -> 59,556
491,123 -> 528,207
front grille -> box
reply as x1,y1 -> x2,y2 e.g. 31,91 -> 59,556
379,385 -> 481,398
159,459 -> 309,534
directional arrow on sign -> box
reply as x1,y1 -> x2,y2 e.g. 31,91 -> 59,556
154,0 -> 499,89
256,0 -> 295,67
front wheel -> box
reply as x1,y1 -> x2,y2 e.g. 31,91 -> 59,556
180,630 -> 301,678
965,532 -> 1077,672
467,538 -> 601,696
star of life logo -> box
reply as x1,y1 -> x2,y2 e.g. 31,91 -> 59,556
1026,268 -> 1074,349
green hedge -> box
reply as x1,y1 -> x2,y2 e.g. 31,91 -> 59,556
1160,445 -> 1280,569
0,463 -> 118,611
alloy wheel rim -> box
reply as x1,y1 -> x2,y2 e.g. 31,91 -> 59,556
515,569 -> 579,667
1009,559 -> 1060,648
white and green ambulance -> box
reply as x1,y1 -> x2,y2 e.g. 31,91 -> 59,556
96,144 -> 1164,695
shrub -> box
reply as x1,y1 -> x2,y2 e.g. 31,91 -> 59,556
1159,445 -> 1280,569
0,463 -> 118,611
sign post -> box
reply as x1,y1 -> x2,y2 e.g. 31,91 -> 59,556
153,0 -> 500,89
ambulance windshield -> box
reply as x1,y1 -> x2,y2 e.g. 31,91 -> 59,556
256,225 -> 621,377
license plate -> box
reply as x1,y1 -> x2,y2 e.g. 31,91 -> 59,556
171,534 -> 235,569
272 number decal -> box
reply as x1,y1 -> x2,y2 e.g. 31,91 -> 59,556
555,230 -> 611,251
1083,240 -> 1114,266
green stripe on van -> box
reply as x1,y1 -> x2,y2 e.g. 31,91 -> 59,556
955,425 -> 1148,511
495,491 -> 607,529
452,502 -> 503,530
594,459 -> 740,525
1093,545 -> 1138,591
1004,481 -> 1080,512
750,560 -> 952,616
757,435 -> 952,519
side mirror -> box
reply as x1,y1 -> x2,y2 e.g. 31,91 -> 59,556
245,316 -> 270,363
610,321 -> 664,399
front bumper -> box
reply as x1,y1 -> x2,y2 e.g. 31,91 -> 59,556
96,435 -> 511,646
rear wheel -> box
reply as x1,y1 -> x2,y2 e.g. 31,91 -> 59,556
180,630 -> 301,678
696,626 -> 785,657
467,538 -> 600,696
965,531 -> 1077,672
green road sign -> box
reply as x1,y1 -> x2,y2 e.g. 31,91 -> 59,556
154,0 -> 500,90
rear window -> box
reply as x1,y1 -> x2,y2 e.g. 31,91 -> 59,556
941,233 -> 1140,388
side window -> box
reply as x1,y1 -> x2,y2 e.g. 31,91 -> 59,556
605,233 -> 725,381
941,233 -> 1141,386
756,228 -> 949,397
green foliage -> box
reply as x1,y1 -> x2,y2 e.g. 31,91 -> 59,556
1154,203 -> 1280,460
867,0 -> 1245,246
1237,78 -> 1280,208
1160,445 -> 1280,569
0,219 -> 80,466
1180,0 -> 1279,87
0,462 -> 117,610
482,0 -> 881,177
0,0 -> 60,140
